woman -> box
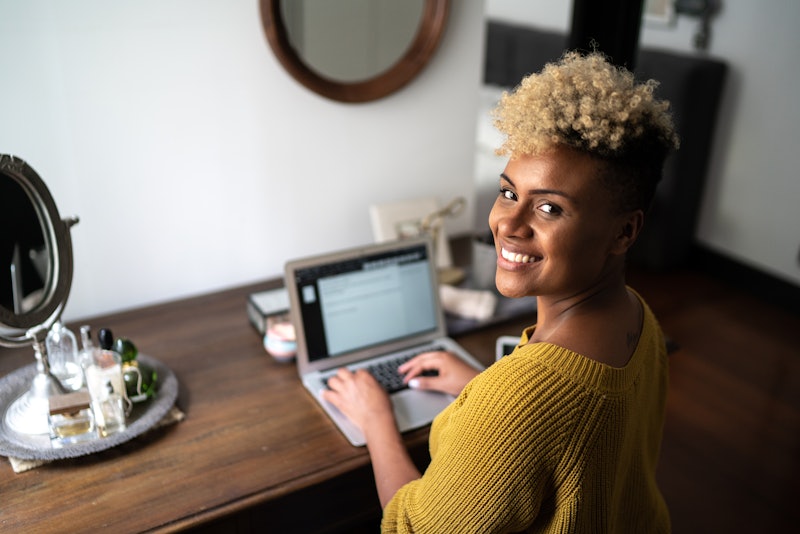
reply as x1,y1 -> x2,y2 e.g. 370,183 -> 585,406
322,51 -> 679,533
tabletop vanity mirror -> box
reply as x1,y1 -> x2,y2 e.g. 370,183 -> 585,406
0,154 -> 78,437
0,155 -> 179,462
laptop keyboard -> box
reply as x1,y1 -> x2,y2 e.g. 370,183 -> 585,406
323,345 -> 443,393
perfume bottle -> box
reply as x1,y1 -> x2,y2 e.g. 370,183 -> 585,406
46,322 -> 83,391
48,390 -> 95,446
83,328 -> 128,437
114,337 -> 158,403
78,325 -> 96,368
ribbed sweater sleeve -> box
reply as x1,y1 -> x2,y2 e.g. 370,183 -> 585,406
381,293 -> 670,533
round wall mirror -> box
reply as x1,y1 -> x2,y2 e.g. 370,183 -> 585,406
260,0 -> 450,103
0,155 -> 76,345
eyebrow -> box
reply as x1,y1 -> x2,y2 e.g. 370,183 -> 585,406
500,173 -> 576,202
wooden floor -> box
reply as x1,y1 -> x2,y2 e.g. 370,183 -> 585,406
627,265 -> 800,533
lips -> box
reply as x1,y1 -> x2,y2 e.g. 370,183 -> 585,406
501,247 -> 539,264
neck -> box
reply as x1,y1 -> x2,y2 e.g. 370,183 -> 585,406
534,265 -> 628,331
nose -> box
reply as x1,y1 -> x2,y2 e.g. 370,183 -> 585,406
490,200 -> 533,240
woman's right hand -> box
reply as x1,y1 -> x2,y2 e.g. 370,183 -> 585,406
398,351 -> 481,397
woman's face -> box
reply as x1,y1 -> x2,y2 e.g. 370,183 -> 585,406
488,147 -> 632,300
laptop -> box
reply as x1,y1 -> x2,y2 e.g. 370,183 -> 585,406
284,236 -> 485,446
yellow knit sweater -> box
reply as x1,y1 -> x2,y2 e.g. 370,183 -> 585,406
382,294 -> 670,533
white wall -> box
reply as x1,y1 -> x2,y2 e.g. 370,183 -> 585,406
485,0 -> 800,287
4,0 -> 797,325
0,0 -> 486,321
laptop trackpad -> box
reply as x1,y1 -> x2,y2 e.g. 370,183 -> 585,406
392,389 -> 453,431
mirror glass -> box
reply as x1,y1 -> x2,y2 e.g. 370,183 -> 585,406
261,0 -> 450,103
0,176 -> 49,315
280,0 -> 425,83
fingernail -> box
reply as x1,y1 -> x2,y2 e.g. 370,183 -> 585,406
408,378 -> 420,389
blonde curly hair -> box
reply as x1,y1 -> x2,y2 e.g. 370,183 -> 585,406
493,51 -> 680,212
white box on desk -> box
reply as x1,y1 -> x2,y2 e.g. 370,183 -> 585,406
247,288 -> 290,335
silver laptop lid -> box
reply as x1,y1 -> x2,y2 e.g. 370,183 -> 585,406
284,236 -> 445,376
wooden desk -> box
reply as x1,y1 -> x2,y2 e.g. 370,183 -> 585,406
0,279 -> 533,533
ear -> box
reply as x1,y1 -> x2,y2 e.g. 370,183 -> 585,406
610,209 -> 644,256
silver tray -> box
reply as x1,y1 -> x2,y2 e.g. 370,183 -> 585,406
0,354 -> 178,461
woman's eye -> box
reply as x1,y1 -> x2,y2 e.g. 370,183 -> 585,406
538,202 -> 562,215
499,187 -> 517,201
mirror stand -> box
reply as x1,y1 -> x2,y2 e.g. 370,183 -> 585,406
4,325 -> 68,435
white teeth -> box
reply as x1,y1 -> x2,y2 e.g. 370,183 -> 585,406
501,248 -> 534,264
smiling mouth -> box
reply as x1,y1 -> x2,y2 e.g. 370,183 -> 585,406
501,247 -> 540,264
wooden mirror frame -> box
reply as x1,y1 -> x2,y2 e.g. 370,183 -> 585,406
259,0 -> 450,103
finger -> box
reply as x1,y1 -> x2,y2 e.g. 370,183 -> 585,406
326,371 -> 347,389
407,376 -> 437,390
335,367 -> 355,379
400,351 -> 446,374
402,362 -> 445,384
402,365 -> 434,383
320,387 -> 337,404
397,360 -> 416,374
329,367 -> 357,388
400,364 -> 421,381
398,351 -> 438,372
353,368 -> 374,381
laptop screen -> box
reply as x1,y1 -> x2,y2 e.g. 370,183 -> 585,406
290,241 -> 439,363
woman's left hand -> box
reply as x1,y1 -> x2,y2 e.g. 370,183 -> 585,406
321,368 -> 396,433
323,368 -> 421,508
